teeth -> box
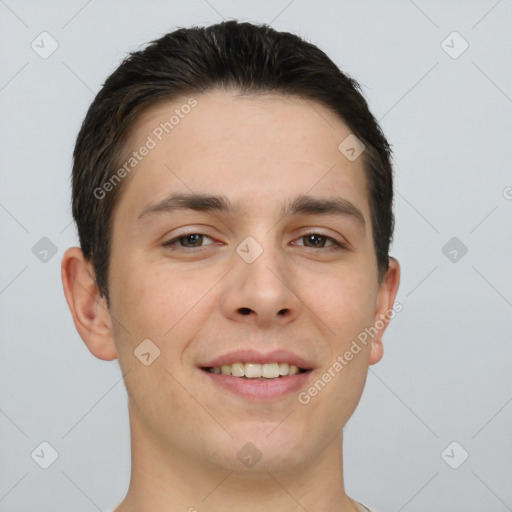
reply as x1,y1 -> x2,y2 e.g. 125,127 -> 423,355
231,362 -> 244,377
262,363 -> 280,378
245,363 -> 261,378
206,362 -> 303,379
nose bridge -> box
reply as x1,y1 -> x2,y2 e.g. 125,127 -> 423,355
238,233 -> 283,288
220,227 -> 301,325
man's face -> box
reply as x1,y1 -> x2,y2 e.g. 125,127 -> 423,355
106,89 -> 394,472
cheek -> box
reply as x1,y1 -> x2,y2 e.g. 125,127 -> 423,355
309,270 -> 377,419
110,258 -> 219,356
299,266 -> 377,342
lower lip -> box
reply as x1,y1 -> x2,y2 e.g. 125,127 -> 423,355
199,369 -> 312,400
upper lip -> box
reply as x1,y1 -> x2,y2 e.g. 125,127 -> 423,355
198,349 -> 315,370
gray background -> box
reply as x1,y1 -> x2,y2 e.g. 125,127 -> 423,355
1,1 -> 511,511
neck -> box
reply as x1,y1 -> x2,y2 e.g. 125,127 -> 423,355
115,402 -> 360,512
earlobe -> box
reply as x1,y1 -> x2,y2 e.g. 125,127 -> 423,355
369,257 -> 401,365
61,247 -> 117,361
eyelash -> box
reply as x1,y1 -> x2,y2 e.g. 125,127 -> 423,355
162,231 -> 346,252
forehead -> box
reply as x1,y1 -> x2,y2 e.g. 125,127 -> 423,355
116,89 -> 370,222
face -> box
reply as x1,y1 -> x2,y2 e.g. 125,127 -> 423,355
105,89 -> 398,473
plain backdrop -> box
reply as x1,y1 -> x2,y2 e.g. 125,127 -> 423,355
1,1 -> 511,511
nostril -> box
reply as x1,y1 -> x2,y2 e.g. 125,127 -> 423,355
239,307 -> 252,315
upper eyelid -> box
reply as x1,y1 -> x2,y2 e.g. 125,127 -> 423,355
167,225 -> 343,238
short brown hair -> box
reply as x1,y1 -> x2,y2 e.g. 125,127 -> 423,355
71,20 -> 395,307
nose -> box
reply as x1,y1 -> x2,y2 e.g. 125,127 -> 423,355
219,238 -> 302,327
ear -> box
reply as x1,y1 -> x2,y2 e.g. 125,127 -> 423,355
61,247 -> 117,361
369,257 -> 400,365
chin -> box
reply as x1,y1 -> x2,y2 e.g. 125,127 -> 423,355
204,427 -> 312,474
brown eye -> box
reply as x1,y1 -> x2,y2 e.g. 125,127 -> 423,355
179,234 -> 204,247
295,232 -> 344,251
302,234 -> 329,248
163,233 -> 214,249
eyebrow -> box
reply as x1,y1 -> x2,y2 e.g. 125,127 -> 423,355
137,192 -> 366,230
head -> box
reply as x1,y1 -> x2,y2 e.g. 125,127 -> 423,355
62,20 -> 400,477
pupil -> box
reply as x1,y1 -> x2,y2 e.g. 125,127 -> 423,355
308,234 -> 323,247
185,234 -> 201,246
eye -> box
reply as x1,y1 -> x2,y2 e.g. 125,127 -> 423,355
163,233 -> 215,249
294,232 -> 345,251
162,231 -> 345,252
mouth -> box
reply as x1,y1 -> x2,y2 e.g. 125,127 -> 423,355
197,349 -> 315,400
201,362 -> 310,380
198,357 -> 314,400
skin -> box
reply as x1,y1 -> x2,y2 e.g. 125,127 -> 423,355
61,89 -> 400,512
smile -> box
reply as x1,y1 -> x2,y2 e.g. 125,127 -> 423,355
200,364 -> 312,401
202,362 -> 306,379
